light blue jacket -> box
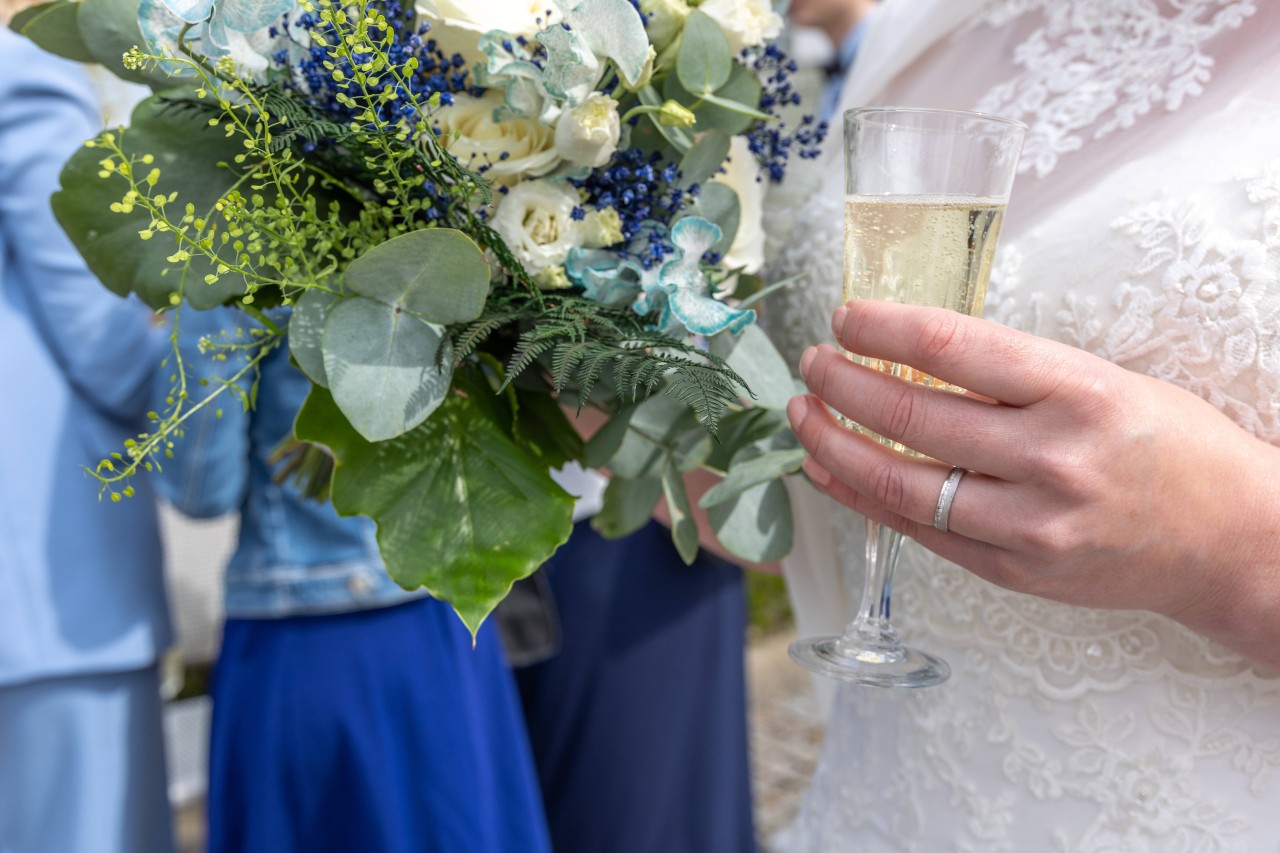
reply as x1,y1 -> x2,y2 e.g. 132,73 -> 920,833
158,306 -> 424,618
0,31 -> 173,687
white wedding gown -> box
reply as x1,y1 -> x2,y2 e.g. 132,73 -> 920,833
765,1 -> 1280,850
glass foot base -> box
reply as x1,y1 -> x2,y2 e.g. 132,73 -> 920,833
789,634 -> 951,689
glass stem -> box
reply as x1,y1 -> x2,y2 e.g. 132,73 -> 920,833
842,518 -> 906,654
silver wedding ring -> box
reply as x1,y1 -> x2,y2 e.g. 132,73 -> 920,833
933,467 -> 966,532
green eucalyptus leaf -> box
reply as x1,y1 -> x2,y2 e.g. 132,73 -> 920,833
694,181 -> 740,257
715,324 -> 799,410
582,404 -> 635,468
664,63 -> 763,136
592,475 -> 663,539
606,423 -> 665,479
78,0 -> 167,85
661,461 -> 699,564
51,94 -> 248,310
672,425 -> 713,473
343,228 -> 490,324
677,10 -> 731,95
288,288 -> 339,387
321,297 -> 452,442
699,447 -> 807,509
294,385 -> 575,636
707,448 -> 794,562
10,1 -> 96,62
678,129 -> 731,188
705,407 -> 790,471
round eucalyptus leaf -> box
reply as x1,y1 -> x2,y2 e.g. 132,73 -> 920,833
344,228 -> 490,324
677,10 -> 732,95
678,129 -> 731,188
695,182 -> 741,256
707,466 -> 794,563
664,64 -> 763,137
322,297 -> 453,442
288,288 -> 339,387
722,324 -> 800,410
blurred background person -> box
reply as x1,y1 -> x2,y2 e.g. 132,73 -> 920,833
159,305 -> 552,853
788,0 -> 878,123
0,22 -> 176,853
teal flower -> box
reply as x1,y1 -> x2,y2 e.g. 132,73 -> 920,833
635,217 -> 755,337
565,248 -> 645,307
140,0 -> 294,58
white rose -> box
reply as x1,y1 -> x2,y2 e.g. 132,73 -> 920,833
434,91 -> 561,187
491,179 -> 585,272
554,93 -> 622,168
710,136 -> 765,274
697,0 -> 783,54
415,0 -> 551,37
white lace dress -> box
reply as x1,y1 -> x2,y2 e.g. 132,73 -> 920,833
766,1 -> 1280,850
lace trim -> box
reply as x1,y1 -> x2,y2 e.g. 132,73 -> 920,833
973,0 -> 1258,178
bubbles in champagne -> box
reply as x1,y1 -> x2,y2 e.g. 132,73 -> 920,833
842,194 -> 1006,452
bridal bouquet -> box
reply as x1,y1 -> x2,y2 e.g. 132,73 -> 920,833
13,0 -> 821,630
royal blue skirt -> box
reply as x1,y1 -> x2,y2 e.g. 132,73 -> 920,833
207,596 -> 552,853
516,520 -> 756,853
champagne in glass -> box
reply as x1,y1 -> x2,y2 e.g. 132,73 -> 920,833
844,194 -> 1006,427
789,108 -> 1025,688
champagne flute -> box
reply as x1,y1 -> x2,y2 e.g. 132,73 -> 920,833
789,107 -> 1026,688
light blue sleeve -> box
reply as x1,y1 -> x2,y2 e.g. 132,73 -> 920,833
0,33 -> 165,423
153,305 -> 254,518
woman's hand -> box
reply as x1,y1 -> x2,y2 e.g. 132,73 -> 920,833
788,300 -> 1280,669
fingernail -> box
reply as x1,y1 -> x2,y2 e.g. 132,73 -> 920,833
802,457 -> 831,487
787,395 -> 811,430
832,304 -> 848,338
799,346 -> 816,377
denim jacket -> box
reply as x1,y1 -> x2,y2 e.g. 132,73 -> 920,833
158,307 -> 425,619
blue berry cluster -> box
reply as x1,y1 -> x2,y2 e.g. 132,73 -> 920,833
744,44 -> 827,182
272,1 -> 482,136
570,149 -> 697,270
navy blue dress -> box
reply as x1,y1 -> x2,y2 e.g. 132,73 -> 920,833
209,597 -> 551,853
516,520 -> 756,853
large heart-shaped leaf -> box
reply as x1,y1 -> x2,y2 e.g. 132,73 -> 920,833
78,0 -> 170,85
294,385 -> 575,636
343,228 -> 490,324
51,94 -> 248,309
10,0 -> 95,62
321,297 -> 452,442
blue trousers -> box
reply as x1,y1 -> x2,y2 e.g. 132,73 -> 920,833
0,664 -> 174,853
517,520 -> 757,853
